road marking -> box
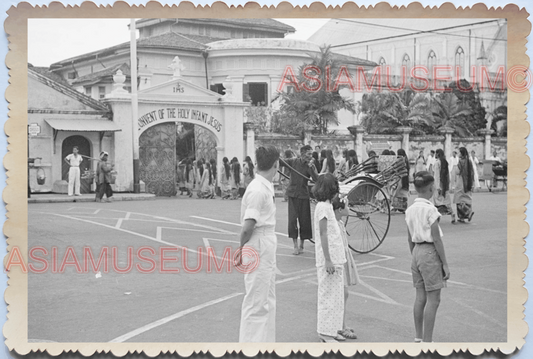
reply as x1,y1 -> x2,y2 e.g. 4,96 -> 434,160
108,293 -> 243,343
276,272 -> 316,285
66,208 -> 101,214
362,265 -> 506,295
359,275 -> 412,284
50,214 -> 200,254
303,277 -> 408,307
449,297 -> 506,328
157,227 -> 235,241
190,216 -> 294,249
355,253 -> 394,266
277,267 -> 317,277
115,218 -> 123,229
277,253 -> 315,260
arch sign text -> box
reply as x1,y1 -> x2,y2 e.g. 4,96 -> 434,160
138,107 -> 222,132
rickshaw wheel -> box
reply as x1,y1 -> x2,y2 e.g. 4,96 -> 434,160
344,181 -> 391,254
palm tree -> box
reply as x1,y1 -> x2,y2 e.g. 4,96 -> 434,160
360,89 -> 431,134
277,45 -> 356,134
428,92 -> 473,137
490,105 -> 507,137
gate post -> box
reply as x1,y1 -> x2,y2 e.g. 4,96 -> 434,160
396,126 -> 413,154
348,125 -> 365,163
243,122 -> 258,163
477,129 -> 494,159
439,126 -> 455,161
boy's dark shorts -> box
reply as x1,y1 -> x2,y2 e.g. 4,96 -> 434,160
411,242 -> 447,291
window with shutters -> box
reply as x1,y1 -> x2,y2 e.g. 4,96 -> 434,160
98,86 -> 106,99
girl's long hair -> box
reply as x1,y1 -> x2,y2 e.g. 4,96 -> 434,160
459,147 -> 474,192
206,162 -> 213,185
232,157 -> 241,185
197,159 -> 204,177
436,149 -> 449,196
223,157 -> 230,179
397,149 -> 410,190
244,156 -> 255,179
325,150 -> 335,173
209,158 -> 217,180
185,159 -> 191,180
348,149 -> 359,169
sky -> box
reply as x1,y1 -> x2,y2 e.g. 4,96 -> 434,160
27,18 -> 330,67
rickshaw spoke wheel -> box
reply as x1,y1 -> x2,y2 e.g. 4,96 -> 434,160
344,181 -> 390,254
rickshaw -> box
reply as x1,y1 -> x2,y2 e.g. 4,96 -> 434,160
280,154 -> 408,254
337,155 -> 408,253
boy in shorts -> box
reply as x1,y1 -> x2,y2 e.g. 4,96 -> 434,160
405,171 -> 450,343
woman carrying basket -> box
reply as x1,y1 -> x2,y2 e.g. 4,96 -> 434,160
95,151 -> 115,203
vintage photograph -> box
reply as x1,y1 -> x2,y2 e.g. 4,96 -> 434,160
3,2 -> 529,357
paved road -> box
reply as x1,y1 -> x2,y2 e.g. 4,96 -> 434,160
27,191 -> 507,343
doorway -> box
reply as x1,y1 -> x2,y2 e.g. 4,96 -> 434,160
61,135 -> 92,194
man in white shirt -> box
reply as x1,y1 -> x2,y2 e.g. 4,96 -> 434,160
486,150 -> 503,190
64,146 -> 83,196
238,145 -> 280,342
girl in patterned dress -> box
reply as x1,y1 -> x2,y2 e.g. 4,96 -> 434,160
332,195 -> 360,340
312,173 -> 347,343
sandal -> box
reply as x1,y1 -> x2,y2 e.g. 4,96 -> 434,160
338,328 -> 357,339
293,248 -> 300,255
318,334 -> 338,343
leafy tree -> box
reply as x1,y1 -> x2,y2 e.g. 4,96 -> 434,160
275,45 -> 356,135
244,103 -> 273,133
447,80 -> 487,136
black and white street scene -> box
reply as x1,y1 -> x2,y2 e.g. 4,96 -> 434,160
25,17 -> 508,344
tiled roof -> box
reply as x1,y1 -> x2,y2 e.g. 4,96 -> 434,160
28,68 -> 111,113
28,65 -> 71,86
135,18 -> 295,33
73,63 -> 130,85
51,32 -> 221,67
137,32 -> 225,50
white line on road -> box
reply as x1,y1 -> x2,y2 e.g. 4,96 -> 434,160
108,293 -> 243,343
115,218 -> 123,229
449,297 -> 506,328
190,216 -> 294,248
50,214 -> 199,253
362,265 -> 506,295
276,272 -> 316,285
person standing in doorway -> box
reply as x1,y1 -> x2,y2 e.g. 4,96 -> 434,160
95,151 -> 114,203
64,146 -> 83,196
280,145 -> 319,255
238,145 -> 280,342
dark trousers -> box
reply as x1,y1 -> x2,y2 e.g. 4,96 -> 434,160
288,197 -> 313,240
95,182 -> 113,200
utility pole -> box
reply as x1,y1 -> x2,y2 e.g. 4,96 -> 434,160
130,19 -> 140,193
